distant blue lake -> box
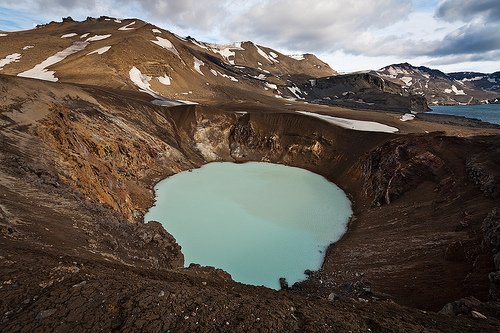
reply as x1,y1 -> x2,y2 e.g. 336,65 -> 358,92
430,104 -> 500,125
144,162 -> 352,289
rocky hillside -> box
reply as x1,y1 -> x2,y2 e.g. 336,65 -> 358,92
0,16 -> 429,113
376,63 -> 499,105
294,72 -> 429,113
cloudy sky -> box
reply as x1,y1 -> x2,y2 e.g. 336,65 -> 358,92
1,0 -> 499,73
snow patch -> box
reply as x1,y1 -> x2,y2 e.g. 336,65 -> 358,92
87,46 -> 111,55
265,82 -> 278,90
80,33 -> 89,39
176,100 -> 198,105
129,66 -> 156,95
400,76 -> 412,86
18,42 -> 89,81
118,21 -> 136,31
288,54 -> 305,60
129,67 -> 197,106
0,34 -> 7,37
287,86 -> 303,99
61,33 -> 77,38
488,78 -> 497,83
400,113 -> 415,122
444,85 -> 466,95
461,76 -> 484,82
151,37 -> 180,58
269,51 -> 278,59
0,53 -> 21,70
152,29 -> 162,34
252,74 -> 266,80
114,19 -> 122,23
130,66 -> 186,106
193,57 -> 204,75
22,45 -> 34,50
217,71 -> 238,82
158,74 -> 172,86
297,111 -> 398,133
85,34 -> 112,42
210,69 -> 218,76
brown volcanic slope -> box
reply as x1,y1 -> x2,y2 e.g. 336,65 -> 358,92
0,16 -> 430,113
1,72 -> 500,332
0,17 -> 334,104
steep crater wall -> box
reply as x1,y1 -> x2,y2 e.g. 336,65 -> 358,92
1,76 -> 498,312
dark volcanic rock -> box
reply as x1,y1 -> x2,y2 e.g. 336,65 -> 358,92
467,157 -> 499,198
299,72 -> 429,113
361,137 -> 445,206
483,208 -> 500,259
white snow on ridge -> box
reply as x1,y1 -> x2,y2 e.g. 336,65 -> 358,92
288,54 -> 305,60
193,57 -> 204,75
297,111 -> 399,133
269,51 -> 278,59
18,42 -> 89,82
151,36 -> 180,58
87,46 -> 111,55
208,43 -> 244,65
152,29 -> 162,34
114,19 -> 122,23
23,45 -> 34,50
0,34 -> 7,37
173,33 -> 187,41
254,44 -> 275,64
118,21 -> 136,31
190,39 -> 208,49
488,78 -> 497,83
461,76 -> 484,82
61,33 -> 77,38
0,53 -> 21,70
85,34 -> 112,42
80,33 -> 89,39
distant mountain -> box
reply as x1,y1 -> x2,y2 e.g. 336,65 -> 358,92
375,63 -> 499,105
448,71 -> 500,92
294,72 -> 429,113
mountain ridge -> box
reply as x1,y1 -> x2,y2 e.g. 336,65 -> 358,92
1,16 -> 430,113
375,62 -> 499,105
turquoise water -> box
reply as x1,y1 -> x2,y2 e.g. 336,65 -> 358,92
144,162 -> 352,289
430,104 -> 500,125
